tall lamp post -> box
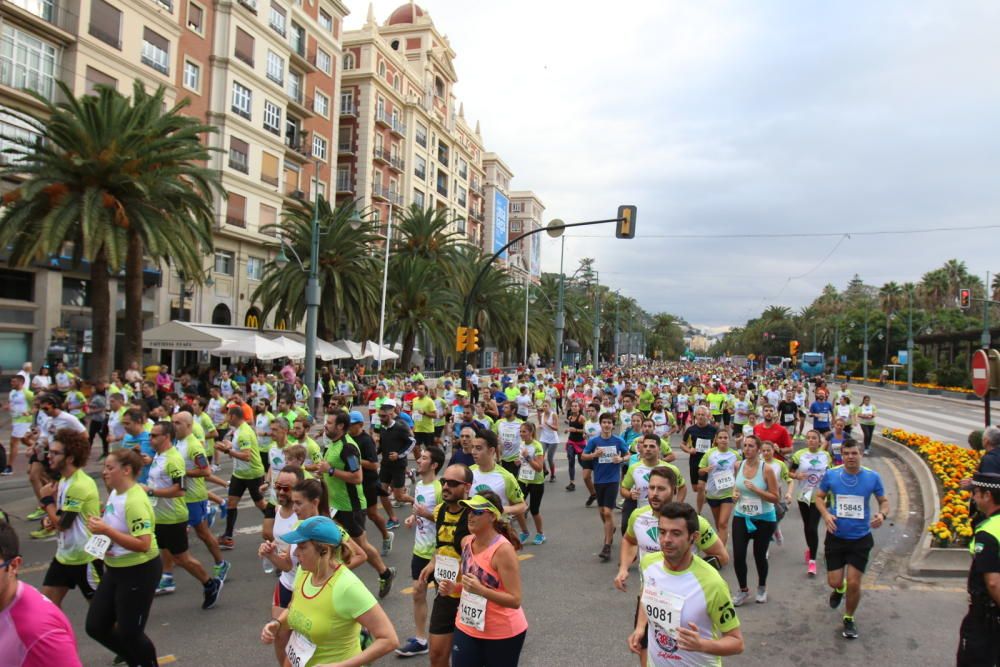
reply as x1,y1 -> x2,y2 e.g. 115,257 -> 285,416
592,270 -> 601,367
906,288 -> 914,389
375,203 -> 394,371
554,234 -> 566,375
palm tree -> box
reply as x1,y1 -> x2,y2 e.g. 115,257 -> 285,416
385,256 -> 459,369
920,268 -> 949,309
762,305 -> 792,322
992,273 -> 1000,302
0,81 -> 220,376
392,204 -> 463,265
252,198 -> 382,342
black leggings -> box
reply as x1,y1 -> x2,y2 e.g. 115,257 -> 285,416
798,500 -> 822,561
731,516 -> 776,589
86,556 -> 162,667
519,481 -> 545,517
452,628 -> 526,667
860,424 -> 875,450
566,443 -> 582,482
89,419 -> 108,455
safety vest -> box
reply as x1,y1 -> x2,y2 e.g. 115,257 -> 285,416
970,512 -> 1000,557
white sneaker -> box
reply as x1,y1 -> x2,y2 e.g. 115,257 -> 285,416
755,587 -> 767,603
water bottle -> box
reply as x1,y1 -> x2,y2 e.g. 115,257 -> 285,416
262,556 -> 275,575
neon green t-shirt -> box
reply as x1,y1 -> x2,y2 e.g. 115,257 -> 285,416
57,468 -> 101,565
103,484 -> 159,568
411,396 -> 436,434
176,433 -> 209,503
287,565 -> 377,666
232,421 -> 265,480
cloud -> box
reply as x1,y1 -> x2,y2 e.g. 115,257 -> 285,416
351,1 -> 1000,328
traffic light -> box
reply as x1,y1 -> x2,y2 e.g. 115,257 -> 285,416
616,205 -> 637,239
465,328 -> 481,353
959,288 -> 972,310
455,326 -> 469,352
789,340 -> 799,357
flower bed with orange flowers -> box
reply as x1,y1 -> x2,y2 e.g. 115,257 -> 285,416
833,375 -> 973,393
882,428 -> 981,547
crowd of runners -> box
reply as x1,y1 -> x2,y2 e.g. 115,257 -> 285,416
0,356 -> 960,666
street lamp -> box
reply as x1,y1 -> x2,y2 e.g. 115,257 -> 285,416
906,288 -> 914,389
368,203 -> 392,371
176,269 -> 214,322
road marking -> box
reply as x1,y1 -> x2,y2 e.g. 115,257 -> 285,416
158,656 -> 177,665
400,583 -> 436,595
518,554 -> 534,561
20,562 -> 49,575
863,583 -> 965,593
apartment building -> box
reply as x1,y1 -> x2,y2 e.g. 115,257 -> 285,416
338,2 -> 487,246
507,190 -> 545,285
0,0 -> 348,372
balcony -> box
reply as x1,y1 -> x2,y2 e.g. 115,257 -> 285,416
236,0 -> 257,13
287,94 -> 314,118
5,0 -> 76,43
390,119 -> 406,137
470,208 -> 484,223
390,189 -> 404,205
289,48 -> 317,74
437,151 -> 449,167
436,183 -> 448,198
284,133 -> 310,161
336,177 -> 354,194
141,54 -> 169,75
389,155 -> 405,173
260,173 -> 279,187
88,23 -> 120,49
471,182 -> 485,197
372,147 -> 390,165
340,103 -> 358,119
228,152 -> 249,174
372,183 -> 390,202
337,141 -> 355,156
374,108 -> 391,128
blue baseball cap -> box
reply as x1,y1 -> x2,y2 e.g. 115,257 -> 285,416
348,410 -> 364,424
279,515 -> 344,546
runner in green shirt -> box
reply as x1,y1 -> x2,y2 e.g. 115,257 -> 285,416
216,407 -> 268,550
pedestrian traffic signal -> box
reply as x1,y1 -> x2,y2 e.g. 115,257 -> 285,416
616,205 -> 637,239
789,340 -> 799,357
455,326 -> 469,352
466,328 -> 481,353
959,288 -> 971,310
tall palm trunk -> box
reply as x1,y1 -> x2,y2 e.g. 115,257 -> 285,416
401,329 -> 417,370
123,229 -> 145,369
89,247 -> 111,379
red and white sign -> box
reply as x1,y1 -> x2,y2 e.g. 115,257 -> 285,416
972,349 -> 991,398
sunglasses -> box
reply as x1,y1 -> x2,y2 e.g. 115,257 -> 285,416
0,557 -> 18,570
441,479 -> 466,487
274,484 -> 292,492
469,508 -> 493,516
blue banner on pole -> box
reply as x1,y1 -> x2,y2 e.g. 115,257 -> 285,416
492,191 -> 509,259
898,350 -> 908,365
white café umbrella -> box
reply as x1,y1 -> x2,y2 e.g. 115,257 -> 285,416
364,340 -> 398,361
210,335 -> 286,360
333,339 -> 366,360
270,335 -> 307,359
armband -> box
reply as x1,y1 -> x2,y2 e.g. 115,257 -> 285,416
41,495 -> 56,507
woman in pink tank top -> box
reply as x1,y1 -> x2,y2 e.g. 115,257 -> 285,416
450,492 -> 528,666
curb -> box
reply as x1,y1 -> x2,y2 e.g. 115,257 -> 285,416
872,433 -> 969,577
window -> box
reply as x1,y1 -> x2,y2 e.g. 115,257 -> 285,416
229,136 -> 249,173
226,193 -> 246,227
510,220 -> 521,233
315,49 -> 330,74
89,0 -> 122,49
287,71 -> 302,102
290,22 -> 305,56
268,3 -> 286,36
458,157 -> 468,179
85,66 -> 117,94
393,74 -> 401,92
436,170 -> 447,197
214,250 -> 235,275
336,166 -> 350,191
343,52 -> 355,70
181,60 -> 200,91
510,202 -> 523,213
247,256 -> 263,281
337,126 -> 351,151
319,10 -> 332,31
457,185 -> 467,208
155,0 -> 173,10
187,2 -> 204,33
284,162 -> 300,193
414,155 -> 426,180
235,27 -> 254,67
313,91 -> 328,116
259,203 -> 277,236
456,217 -> 466,235
266,50 -> 284,84
310,178 -> 325,200
415,122 -> 427,148
413,189 -> 424,209
339,90 -> 353,114
434,76 -> 444,98
0,26 -> 57,99
61,278 -> 91,307
263,100 -> 281,134
141,28 -> 169,74
378,60 -> 386,77
0,106 -> 40,166
437,140 -> 449,166
0,269 -> 32,301
260,151 -> 279,186
231,81 -> 252,118
311,135 -> 327,160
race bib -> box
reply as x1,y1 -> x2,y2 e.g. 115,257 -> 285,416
413,411 -> 423,421
738,496 -> 762,516
643,588 -> 684,639
285,631 -> 316,667
518,462 -> 536,481
799,485 -> 814,504
861,407 -> 873,417
837,406 -> 851,419
459,590 -> 488,631
84,534 -> 112,559
782,413 -> 795,424
695,438 -> 711,453
819,412 -> 831,423
836,494 -> 865,520
434,555 -> 460,583
598,446 -> 617,464
712,470 -> 735,491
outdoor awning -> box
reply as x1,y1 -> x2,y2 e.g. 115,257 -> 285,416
143,321 -> 350,360
362,341 -> 399,361
210,335 -> 286,360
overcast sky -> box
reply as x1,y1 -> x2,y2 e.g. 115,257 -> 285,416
350,1 -> 1000,332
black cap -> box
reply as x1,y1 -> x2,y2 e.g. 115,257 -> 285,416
972,472 -> 1000,490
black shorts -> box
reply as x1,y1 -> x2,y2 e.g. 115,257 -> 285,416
414,432 -> 435,448
43,559 -> 103,599
333,508 -> 367,538
688,456 -> 703,486
707,497 -> 734,508
433,425 -> 444,438
379,463 -> 407,489
429,594 -> 461,635
228,475 -> 265,503
580,457 -> 594,471
411,554 -> 434,582
633,596 -> 648,649
263,504 -> 277,519
154,521 -> 190,555
500,460 -> 519,476
273,581 -> 293,608
363,483 -> 380,508
824,532 -> 875,573
594,482 -> 619,509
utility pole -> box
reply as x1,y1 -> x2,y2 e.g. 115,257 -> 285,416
907,288 -> 914,389
592,271 -> 601,366
554,236 -> 565,375
862,299 -> 871,383
614,297 -> 620,363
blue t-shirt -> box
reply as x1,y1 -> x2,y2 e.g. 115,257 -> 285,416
124,431 -> 154,483
398,412 -> 414,429
810,401 -> 833,430
819,466 -> 884,540
493,391 -> 507,404
583,435 -> 630,485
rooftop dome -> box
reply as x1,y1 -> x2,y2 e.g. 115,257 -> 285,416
387,3 -> 425,25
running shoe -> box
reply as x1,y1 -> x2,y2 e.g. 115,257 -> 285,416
26,507 -> 46,520
386,519 -> 400,530
599,544 -> 611,562
1,466 -> 13,476
213,560 -> 231,582
395,637 -> 429,657
755,587 -> 768,604
518,532 -> 530,543
586,494 -> 597,508
773,527 -> 784,546
112,655 -> 126,665
378,567 -> 396,599
565,482 -> 576,492
29,526 -> 56,540
829,588 -> 844,609
381,532 -> 394,556
842,616 -> 859,639
549,475 -> 556,483
202,577 -> 223,610
807,560 -> 817,577
218,535 -> 235,550
732,590 -> 750,607
155,575 -> 176,596
533,534 -> 546,545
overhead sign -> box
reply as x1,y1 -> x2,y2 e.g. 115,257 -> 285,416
972,349 -> 991,398
898,350 -> 908,365
492,191 -> 509,259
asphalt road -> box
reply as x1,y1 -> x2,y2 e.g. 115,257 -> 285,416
1,423 -> 970,667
